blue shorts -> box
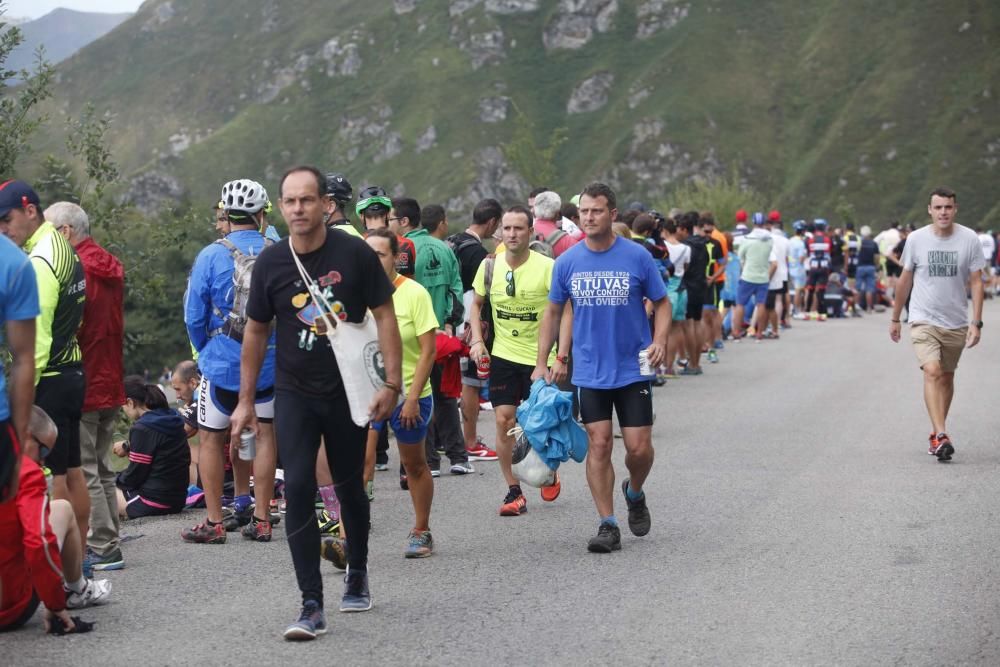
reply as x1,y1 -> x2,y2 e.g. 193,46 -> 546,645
855,265 -> 877,294
736,279 -> 769,308
371,395 -> 433,444
789,269 -> 806,291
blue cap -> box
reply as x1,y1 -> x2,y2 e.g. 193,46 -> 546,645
752,211 -> 766,225
0,180 -> 40,218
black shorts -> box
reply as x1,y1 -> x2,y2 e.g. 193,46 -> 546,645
885,263 -> 902,278
846,260 -> 858,279
703,283 -> 722,310
37,369 -> 85,475
488,356 -> 534,407
765,281 -> 788,309
578,381 -> 654,427
806,268 -> 829,290
685,284 -> 705,321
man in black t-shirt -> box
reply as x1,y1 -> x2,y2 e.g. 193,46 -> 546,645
446,198 -> 501,461
680,212 -> 708,375
231,166 -> 402,642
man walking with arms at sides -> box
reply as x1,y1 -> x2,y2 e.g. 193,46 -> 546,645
232,166 -> 402,640
49,202 -> 126,571
447,198 -> 502,461
534,183 -> 670,553
469,206 -> 562,516
890,187 -> 983,462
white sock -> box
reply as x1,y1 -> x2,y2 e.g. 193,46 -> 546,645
66,577 -> 87,594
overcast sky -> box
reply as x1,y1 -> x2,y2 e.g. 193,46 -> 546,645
4,0 -> 144,20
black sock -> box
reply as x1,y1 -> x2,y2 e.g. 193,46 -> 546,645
509,484 -> 522,496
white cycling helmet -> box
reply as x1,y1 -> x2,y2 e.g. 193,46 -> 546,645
220,179 -> 270,216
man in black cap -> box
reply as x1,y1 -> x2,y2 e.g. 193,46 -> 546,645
0,180 -> 89,556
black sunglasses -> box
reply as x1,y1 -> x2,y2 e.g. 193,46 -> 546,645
505,270 -> 515,297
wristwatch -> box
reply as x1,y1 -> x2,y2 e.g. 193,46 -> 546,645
973,320 -> 984,329
555,354 -> 569,364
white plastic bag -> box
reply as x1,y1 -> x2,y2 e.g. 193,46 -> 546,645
290,243 -> 402,427
509,425 -> 556,488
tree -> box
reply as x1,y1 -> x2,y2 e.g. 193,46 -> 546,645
35,155 -> 80,205
0,3 -> 55,179
503,102 -> 568,190
661,166 -> 768,229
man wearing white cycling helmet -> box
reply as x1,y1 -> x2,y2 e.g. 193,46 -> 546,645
182,179 -> 279,544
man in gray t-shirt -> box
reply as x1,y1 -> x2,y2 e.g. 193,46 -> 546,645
889,187 -> 984,462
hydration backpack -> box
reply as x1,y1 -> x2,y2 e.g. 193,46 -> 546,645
529,228 -> 567,259
213,236 -> 272,342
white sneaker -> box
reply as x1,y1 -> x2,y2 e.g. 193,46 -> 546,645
65,578 -> 112,609
449,462 -> 475,475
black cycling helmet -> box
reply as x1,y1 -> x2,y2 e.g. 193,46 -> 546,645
325,172 -> 353,207
356,185 -> 392,217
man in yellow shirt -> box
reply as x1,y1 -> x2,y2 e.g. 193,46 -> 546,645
469,206 -> 561,516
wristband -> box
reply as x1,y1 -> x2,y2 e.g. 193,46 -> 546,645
470,340 -> 482,347
555,354 -> 569,364
891,319 -> 900,323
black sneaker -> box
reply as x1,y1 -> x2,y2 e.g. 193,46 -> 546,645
587,522 -> 621,553
340,568 -> 373,612
621,479 -> 651,536
222,504 -> 253,532
934,433 -> 955,461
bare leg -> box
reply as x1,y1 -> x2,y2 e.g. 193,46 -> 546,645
251,423 -> 276,522
49,499 -> 82,581
922,362 -> 949,434
621,426 -> 654,491
584,420 -> 615,518
494,405 -> 519,487
197,430 -> 227,523
363,428 -> 378,487
397,440 -> 433,531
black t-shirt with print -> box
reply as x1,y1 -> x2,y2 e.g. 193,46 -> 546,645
246,228 -> 394,399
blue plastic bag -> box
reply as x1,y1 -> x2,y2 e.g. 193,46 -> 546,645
514,379 -> 588,470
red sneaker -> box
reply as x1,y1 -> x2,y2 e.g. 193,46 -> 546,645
181,520 -> 226,544
927,433 -> 938,456
467,437 -> 498,461
499,489 -> 527,516
540,472 -> 561,502
933,433 -> 954,461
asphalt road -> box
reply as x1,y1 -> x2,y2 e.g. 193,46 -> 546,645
9,306 -> 1000,666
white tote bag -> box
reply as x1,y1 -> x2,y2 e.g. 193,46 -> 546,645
290,243 -> 402,426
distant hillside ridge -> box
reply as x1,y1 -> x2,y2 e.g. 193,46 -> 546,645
6,7 -> 131,74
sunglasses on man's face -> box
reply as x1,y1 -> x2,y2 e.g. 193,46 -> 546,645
505,270 -> 515,297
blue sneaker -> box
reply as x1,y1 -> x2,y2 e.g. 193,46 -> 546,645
713,339 -> 724,350
90,547 -> 125,571
82,552 -> 94,579
283,600 -> 326,641
340,569 -> 373,612
404,529 -> 433,558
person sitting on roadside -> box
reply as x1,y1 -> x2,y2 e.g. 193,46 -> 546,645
0,407 -> 111,634
113,376 -> 189,519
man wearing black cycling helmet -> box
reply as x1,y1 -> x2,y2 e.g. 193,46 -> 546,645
324,173 -> 363,239
357,186 -> 415,277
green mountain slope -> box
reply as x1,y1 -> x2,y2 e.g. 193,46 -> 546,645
29,0 -> 1000,226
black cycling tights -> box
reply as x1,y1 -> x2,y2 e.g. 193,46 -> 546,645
274,390 -> 369,607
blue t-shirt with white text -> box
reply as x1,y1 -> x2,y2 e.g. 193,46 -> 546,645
0,235 -> 40,421
550,236 -> 668,389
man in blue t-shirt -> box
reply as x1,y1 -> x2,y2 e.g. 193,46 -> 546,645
534,183 -> 670,554
0,234 -> 40,502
